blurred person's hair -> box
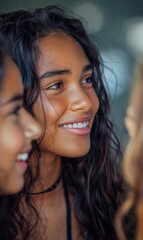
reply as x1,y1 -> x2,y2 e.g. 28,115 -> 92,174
116,62 -> 143,240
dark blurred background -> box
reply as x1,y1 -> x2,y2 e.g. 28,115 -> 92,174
1,0 -> 143,149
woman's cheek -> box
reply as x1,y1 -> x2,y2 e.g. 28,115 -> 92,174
0,124 -> 25,154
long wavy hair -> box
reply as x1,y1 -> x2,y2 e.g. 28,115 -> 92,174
116,63 -> 143,240
0,6 -> 122,240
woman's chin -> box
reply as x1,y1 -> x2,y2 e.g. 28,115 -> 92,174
0,178 -> 24,195
62,146 -> 90,158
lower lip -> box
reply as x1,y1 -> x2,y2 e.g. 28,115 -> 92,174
16,160 -> 28,170
60,126 -> 91,135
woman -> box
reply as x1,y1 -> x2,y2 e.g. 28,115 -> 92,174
0,36 -> 42,194
116,63 -> 143,240
0,35 -> 42,238
0,6 -> 122,240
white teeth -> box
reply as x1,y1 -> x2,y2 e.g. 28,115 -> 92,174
83,122 -> 87,127
62,121 -> 89,129
17,153 -> 29,161
67,124 -> 72,128
73,123 -> 77,128
78,123 -> 82,128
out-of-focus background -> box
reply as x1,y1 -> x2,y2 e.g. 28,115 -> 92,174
0,0 -> 143,149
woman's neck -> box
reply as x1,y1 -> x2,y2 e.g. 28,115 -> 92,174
29,152 -> 62,195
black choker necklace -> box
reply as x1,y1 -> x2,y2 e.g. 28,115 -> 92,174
29,175 -> 62,195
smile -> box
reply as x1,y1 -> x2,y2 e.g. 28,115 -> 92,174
59,120 -> 91,136
16,153 -> 29,162
61,121 -> 89,129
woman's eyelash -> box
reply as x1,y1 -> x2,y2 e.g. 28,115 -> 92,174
82,76 -> 94,84
11,106 -> 21,116
47,81 -> 64,90
45,76 -> 96,90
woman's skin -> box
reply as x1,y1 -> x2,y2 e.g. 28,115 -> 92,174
0,56 -> 42,194
29,32 -> 99,239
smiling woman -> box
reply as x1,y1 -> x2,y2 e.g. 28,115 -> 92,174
34,33 -> 99,159
0,34 -> 41,194
0,55 -> 27,194
0,53 -> 42,194
0,34 -> 42,238
0,6 -> 123,240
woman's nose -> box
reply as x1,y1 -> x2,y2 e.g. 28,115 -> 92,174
22,110 -> 42,140
69,87 -> 93,112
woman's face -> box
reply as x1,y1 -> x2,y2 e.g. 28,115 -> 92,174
34,32 -> 99,158
0,56 -> 42,194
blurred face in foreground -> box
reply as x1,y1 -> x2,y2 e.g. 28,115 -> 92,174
0,56 -> 42,194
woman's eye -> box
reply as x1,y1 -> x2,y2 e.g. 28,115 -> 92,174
47,81 -> 64,90
82,77 -> 94,85
11,106 -> 21,116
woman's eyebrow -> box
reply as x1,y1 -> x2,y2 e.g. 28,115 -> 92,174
39,63 -> 94,80
0,95 -> 23,107
39,69 -> 71,80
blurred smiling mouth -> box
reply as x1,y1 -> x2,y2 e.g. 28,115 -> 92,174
17,153 -> 29,161
16,152 -> 29,170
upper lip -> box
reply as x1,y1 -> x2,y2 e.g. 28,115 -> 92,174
59,115 -> 91,126
18,147 -> 32,155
